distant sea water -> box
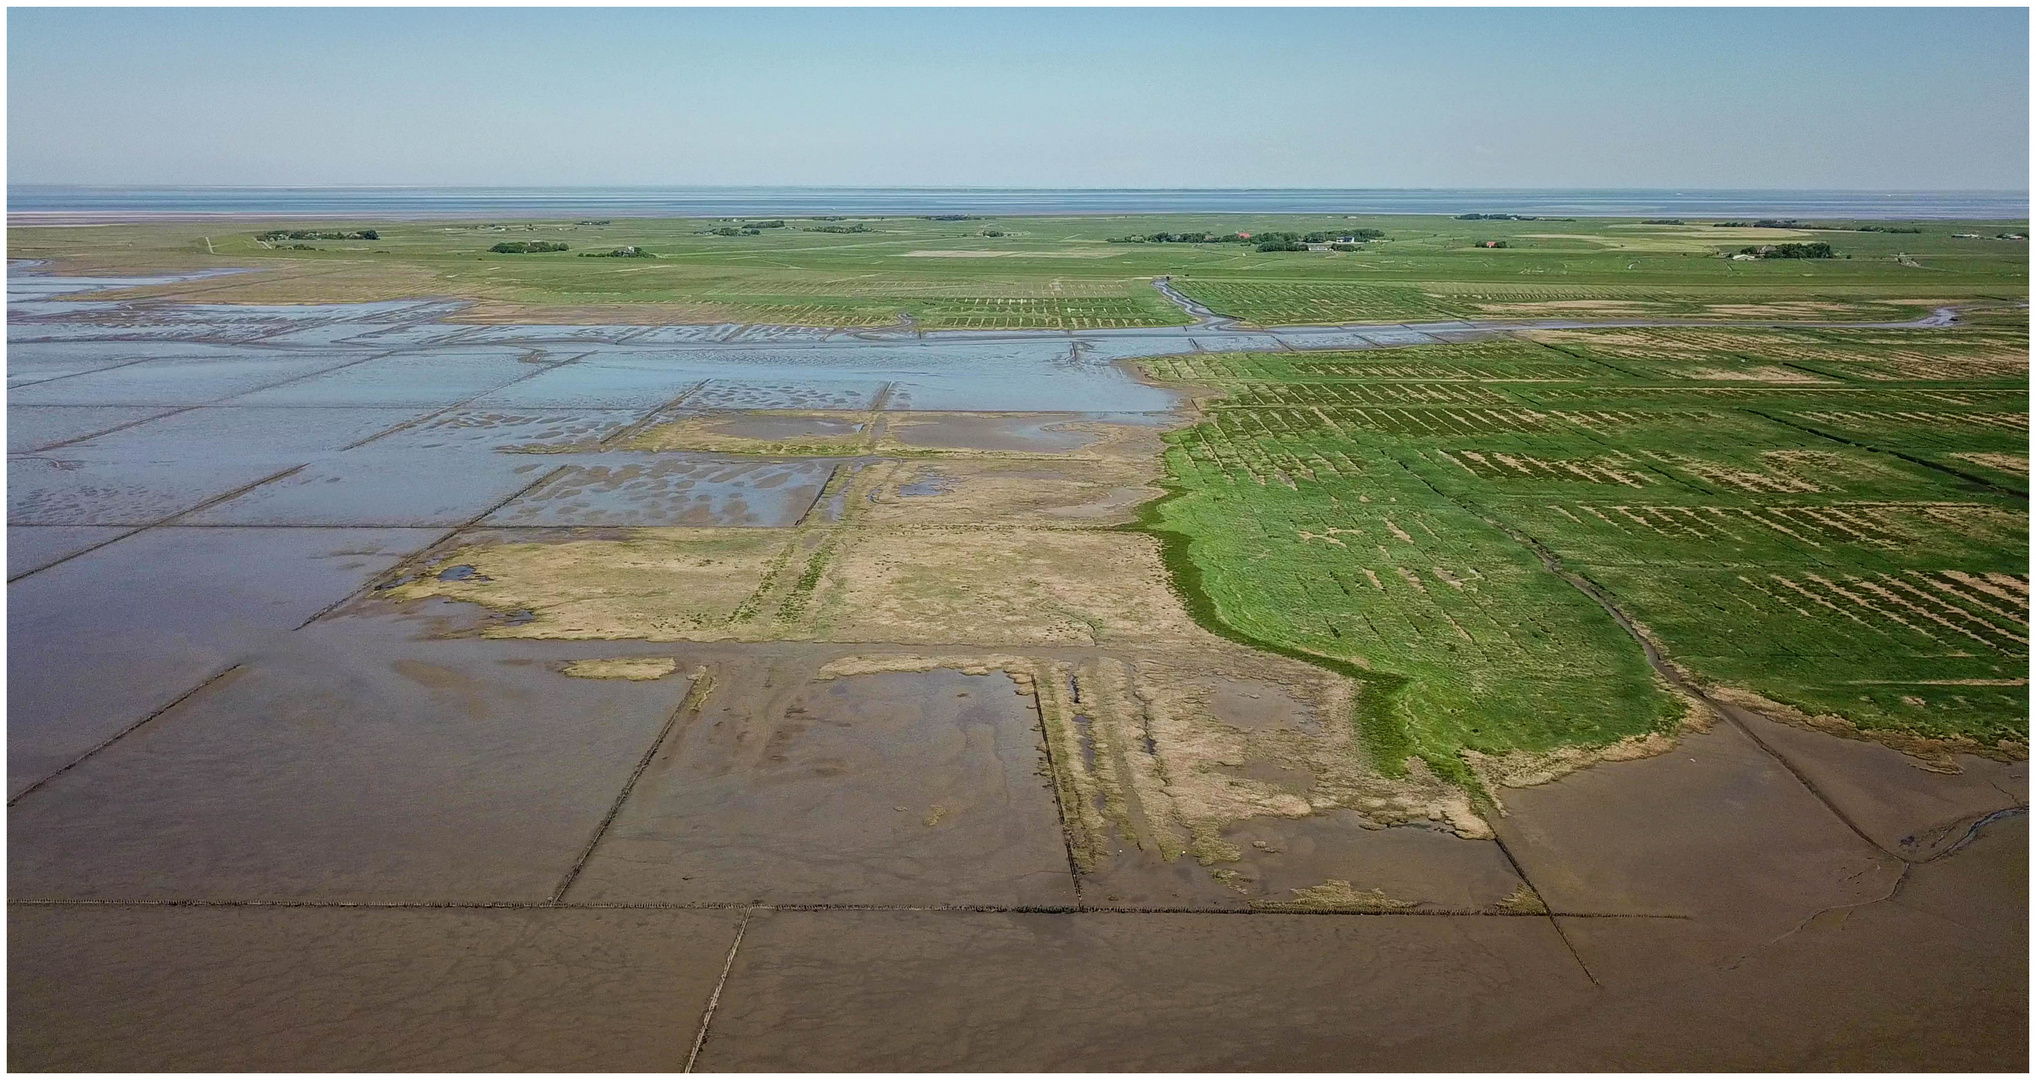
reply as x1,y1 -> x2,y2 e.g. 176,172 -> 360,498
8,186 -> 2027,220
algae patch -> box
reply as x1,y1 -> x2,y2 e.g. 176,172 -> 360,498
562,656 -> 679,681
1252,880 -> 1419,913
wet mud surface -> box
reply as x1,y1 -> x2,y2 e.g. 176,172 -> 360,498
568,667 -> 1077,905
10,618 -> 694,903
7,264 -> 2025,1069
1491,718 -> 1906,964
696,908 -> 1596,1071
10,905 -> 744,1071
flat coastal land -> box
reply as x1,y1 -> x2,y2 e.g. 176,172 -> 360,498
7,212 -> 2029,1069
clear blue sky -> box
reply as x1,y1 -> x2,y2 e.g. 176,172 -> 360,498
8,7 -> 2028,189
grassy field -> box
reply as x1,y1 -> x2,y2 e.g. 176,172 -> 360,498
1138,312 -> 2029,766
12,213 -> 2027,328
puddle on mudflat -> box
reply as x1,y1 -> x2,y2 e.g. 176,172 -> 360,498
181,453 -> 553,528
888,415 -> 1101,453
370,410 -> 642,453
682,380 -> 887,411
9,454 -> 307,526
1203,677 -> 1319,734
484,458 -> 836,527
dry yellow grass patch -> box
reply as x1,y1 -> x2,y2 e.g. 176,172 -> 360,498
450,299 -> 844,326
74,261 -> 449,305
810,527 -> 1201,646
1682,365 -> 1834,384
876,414 -> 1168,460
625,413 -> 1165,462
1698,301 -> 1864,318
1522,328 -> 1661,349
1608,224 -> 1817,242
1954,452 -> 2030,475
384,528 -> 790,640
627,411 -> 871,455
562,656 -> 679,680
1477,299 -> 1661,316
858,458 -> 1160,526
1119,654 -> 1493,842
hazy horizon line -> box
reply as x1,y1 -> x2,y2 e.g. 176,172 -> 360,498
12,183 -> 2030,194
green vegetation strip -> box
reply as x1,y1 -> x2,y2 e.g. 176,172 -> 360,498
1134,322 -> 2027,769
18,212 -> 2023,329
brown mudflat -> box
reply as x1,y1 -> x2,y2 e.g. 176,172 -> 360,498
10,906 -> 744,1071
565,665 -> 1079,906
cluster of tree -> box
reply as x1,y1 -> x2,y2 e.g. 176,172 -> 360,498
704,220 -> 785,236
1257,230 -> 1384,250
924,214 -> 978,221
576,219 -> 612,226
1856,225 -> 1922,234
258,229 -> 377,241
803,223 -> 872,233
1475,240 -> 1510,249
980,228 -> 1006,237
1641,218 -> 1685,225
1454,213 -> 1536,221
580,246 -> 654,258
490,241 -> 569,253
1109,228 -> 1384,249
1716,219 -> 1802,229
1738,242 -> 1834,259
1107,231 -> 1239,244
